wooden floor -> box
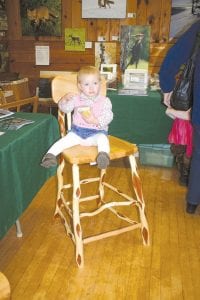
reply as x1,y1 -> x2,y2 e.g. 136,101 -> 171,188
0,161 -> 200,300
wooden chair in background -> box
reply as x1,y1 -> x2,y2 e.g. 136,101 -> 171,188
51,74 -> 149,268
37,71 -> 73,114
0,78 -> 38,112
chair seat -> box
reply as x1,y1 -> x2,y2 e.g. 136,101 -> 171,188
62,135 -> 138,164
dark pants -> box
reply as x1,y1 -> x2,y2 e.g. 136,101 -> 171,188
187,125 -> 200,205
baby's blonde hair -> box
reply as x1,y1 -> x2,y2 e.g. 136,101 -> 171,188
77,66 -> 101,83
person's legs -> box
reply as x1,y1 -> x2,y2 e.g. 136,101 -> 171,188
82,133 -> 110,169
179,154 -> 191,186
186,125 -> 200,214
41,132 -> 81,168
95,134 -> 110,169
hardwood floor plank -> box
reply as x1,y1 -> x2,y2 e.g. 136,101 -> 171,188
1,165 -> 200,300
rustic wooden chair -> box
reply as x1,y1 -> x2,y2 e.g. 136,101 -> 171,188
52,74 -> 149,268
0,78 -> 38,112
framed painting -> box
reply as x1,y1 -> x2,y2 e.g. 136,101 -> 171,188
170,0 -> 199,39
65,28 -> 85,52
100,63 -> 117,74
120,25 -> 150,73
82,0 -> 127,19
20,0 -> 61,36
100,63 -> 117,80
95,42 -> 116,69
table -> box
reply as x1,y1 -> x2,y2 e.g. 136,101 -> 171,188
0,112 -> 60,239
108,90 -> 173,145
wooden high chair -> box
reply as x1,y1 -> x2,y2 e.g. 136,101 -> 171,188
52,74 -> 149,268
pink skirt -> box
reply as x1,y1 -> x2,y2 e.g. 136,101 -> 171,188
168,118 -> 193,157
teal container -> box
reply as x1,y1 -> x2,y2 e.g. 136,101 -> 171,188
138,144 -> 174,168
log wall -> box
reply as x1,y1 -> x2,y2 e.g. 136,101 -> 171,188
5,0 -> 173,82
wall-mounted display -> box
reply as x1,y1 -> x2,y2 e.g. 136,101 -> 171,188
120,25 -> 150,73
95,42 -> 116,69
82,0 -> 127,19
170,0 -> 199,39
20,0 -> 61,36
100,63 -> 117,80
65,28 -> 85,52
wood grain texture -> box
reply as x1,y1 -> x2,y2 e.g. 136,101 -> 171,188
5,0 -> 173,80
0,164 -> 200,299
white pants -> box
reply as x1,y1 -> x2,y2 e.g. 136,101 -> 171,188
47,131 -> 110,156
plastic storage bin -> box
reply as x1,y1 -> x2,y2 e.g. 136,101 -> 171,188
138,144 -> 174,168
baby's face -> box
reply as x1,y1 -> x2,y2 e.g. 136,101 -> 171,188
78,74 -> 101,98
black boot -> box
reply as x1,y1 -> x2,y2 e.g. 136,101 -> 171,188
170,144 -> 186,172
179,154 -> 191,187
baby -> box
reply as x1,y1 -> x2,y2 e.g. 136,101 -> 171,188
41,66 -> 113,169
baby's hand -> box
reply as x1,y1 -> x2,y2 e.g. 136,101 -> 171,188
82,111 -> 99,125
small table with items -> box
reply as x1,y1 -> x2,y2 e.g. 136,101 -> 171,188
0,112 -> 60,239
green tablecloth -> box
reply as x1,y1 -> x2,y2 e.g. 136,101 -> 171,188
0,112 -> 60,239
108,90 -> 173,144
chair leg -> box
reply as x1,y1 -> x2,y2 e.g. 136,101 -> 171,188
72,164 -> 84,268
128,155 -> 150,246
98,169 -> 106,207
54,157 -> 65,218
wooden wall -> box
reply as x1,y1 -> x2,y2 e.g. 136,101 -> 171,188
5,0 -> 173,83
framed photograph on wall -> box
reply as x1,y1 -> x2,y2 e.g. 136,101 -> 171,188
82,0 -> 127,19
100,63 -> 116,79
20,0 -> 62,36
170,0 -> 199,39
95,42 -> 117,70
65,28 -> 85,52
100,63 -> 117,75
120,25 -> 150,73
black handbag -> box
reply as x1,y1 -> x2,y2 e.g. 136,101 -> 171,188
170,32 -> 200,111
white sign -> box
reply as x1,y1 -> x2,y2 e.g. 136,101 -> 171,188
35,45 -> 50,66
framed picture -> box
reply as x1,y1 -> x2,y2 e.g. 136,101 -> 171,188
65,28 -> 85,52
170,0 -> 199,39
100,64 -> 117,80
82,0 -> 127,19
95,42 -> 116,69
123,69 -> 148,90
120,25 -> 150,73
20,0 -> 62,36
100,63 -> 117,74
